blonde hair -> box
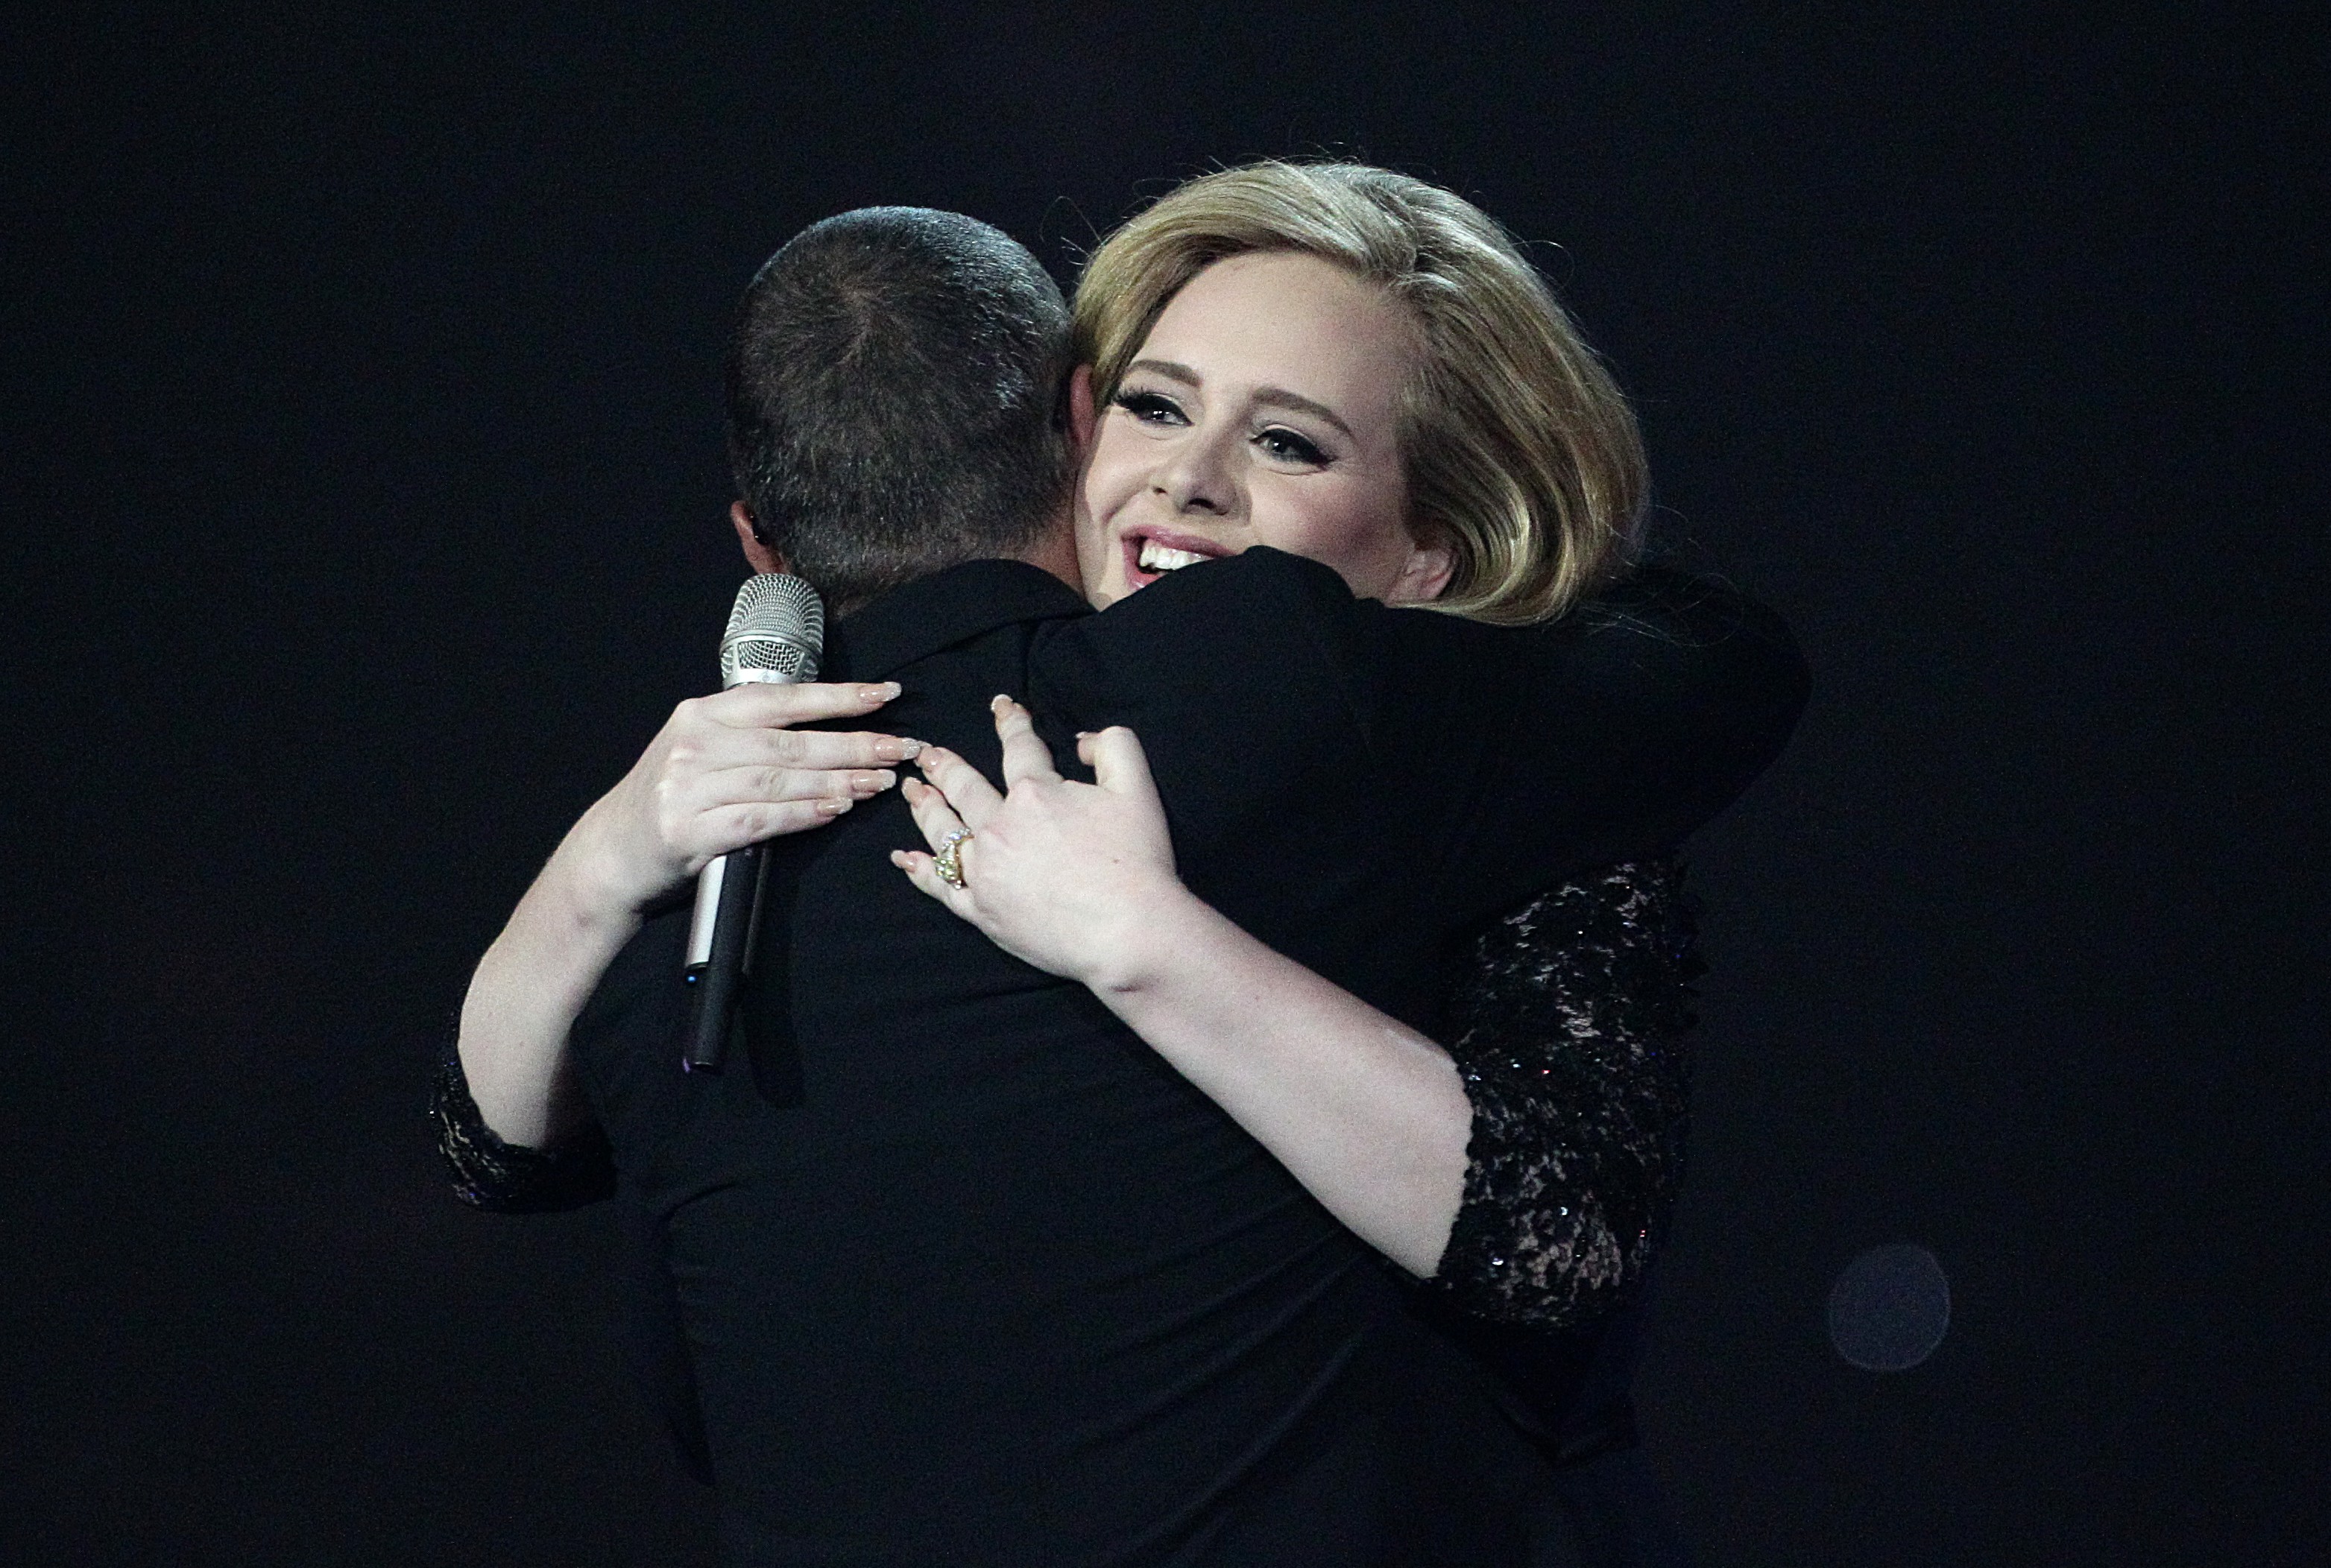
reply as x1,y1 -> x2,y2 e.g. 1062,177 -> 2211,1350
1075,162 -> 1647,624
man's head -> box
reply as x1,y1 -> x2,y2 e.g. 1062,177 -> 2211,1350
725,207 -> 1075,609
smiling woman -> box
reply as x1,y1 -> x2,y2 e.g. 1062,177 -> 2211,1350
892,161 -> 1805,1567
1073,161 -> 1647,624
1084,251 -> 1448,604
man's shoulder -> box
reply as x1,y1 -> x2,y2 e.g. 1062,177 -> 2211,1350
1102,546 -> 1359,627
823,558 -> 1089,683
1026,549 -> 1372,728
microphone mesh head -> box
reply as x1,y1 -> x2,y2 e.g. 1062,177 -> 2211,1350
719,574 -> 825,686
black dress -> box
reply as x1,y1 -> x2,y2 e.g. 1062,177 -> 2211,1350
436,551 -> 1804,1565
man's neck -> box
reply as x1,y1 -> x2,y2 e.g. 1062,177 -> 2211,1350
1008,516 -> 1082,597
826,519 -> 1082,621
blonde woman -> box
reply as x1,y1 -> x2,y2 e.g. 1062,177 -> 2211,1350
896,162 -> 1801,1564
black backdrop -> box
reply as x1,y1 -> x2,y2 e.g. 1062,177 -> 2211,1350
6,5 -> 2324,1564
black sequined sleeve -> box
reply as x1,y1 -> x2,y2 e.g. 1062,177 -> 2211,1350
429,1044 -> 617,1213
1419,861 -> 1702,1330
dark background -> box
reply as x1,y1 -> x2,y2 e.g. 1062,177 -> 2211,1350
6,4 -> 2323,1564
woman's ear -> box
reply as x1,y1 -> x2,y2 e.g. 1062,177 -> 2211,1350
730,501 -> 789,575
1068,364 -> 1099,452
1390,529 -> 1457,606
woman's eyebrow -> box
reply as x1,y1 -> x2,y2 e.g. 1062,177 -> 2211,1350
1127,358 -> 1202,388
1126,358 -> 1357,443
1249,388 -> 1355,443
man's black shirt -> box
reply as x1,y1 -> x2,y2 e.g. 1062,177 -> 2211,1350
570,549 -> 1807,1566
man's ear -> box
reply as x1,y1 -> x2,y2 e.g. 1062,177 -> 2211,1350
1067,364 -> 1099,452
730,501 -> 789,575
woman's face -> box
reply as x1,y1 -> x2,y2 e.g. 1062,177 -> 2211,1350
1075,251 -> 1453,609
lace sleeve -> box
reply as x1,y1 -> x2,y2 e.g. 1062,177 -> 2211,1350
1420,860 -> 1701,1330
430,1043 -> 617,1213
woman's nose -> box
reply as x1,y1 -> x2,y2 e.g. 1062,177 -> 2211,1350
1152,431 -> 1238,516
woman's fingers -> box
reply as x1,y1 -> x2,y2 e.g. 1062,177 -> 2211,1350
900,774 -> 972,856
689,762 -> 895,811
889,847 -> 979,917
716,722 -> 924,771
1080,726 -> 1162,807
1076,725 -> 1175,878
713,679 -> 902,727
593,681 -> 912,908
991,695 -> 1062,788
913,745 -> 1004,829
694,795 -> 859,856
695,680 -> 924,768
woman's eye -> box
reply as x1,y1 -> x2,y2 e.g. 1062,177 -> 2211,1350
1114,391 -> 1187,426
1255,426 -> 1330,467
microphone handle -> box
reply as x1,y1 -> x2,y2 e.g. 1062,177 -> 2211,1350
679,610 -> 819,1075
684,841 -> 767,1072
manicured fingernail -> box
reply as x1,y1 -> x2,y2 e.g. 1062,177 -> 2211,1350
818,797 -> 853,815
862,683 -> 901,702
991,693 -> 1015,712
875,737 -> 925,761
850,771 -> 895,794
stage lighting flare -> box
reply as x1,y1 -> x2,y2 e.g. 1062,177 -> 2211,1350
1828,1243 -> 1951,1371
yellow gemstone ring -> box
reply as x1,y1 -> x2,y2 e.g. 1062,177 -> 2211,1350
933,828 -> 973,889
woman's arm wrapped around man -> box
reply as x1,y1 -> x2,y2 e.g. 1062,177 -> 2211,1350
895,700 -> 1706,1314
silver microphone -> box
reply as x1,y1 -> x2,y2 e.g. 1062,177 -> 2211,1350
684,573 -> 825,1072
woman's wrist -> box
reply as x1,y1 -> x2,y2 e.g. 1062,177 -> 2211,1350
546,797 -> 671,935
1081,878 -> 1232,998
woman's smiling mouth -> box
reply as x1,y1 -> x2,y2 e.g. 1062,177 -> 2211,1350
1122,528 -> 1233,589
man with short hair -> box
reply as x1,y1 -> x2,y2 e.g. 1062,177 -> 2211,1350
723,204 -> 1079,611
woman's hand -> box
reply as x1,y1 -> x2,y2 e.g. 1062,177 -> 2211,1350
461,679 -> 919,1148
569,680 -> 922,918
892,696 -> 1188,990
895,697 -> 1471,1277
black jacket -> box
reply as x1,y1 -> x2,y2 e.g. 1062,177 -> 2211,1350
570,549 -> 1806,1567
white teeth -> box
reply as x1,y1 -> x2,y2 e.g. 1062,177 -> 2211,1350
1138,540 -> 1209,572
